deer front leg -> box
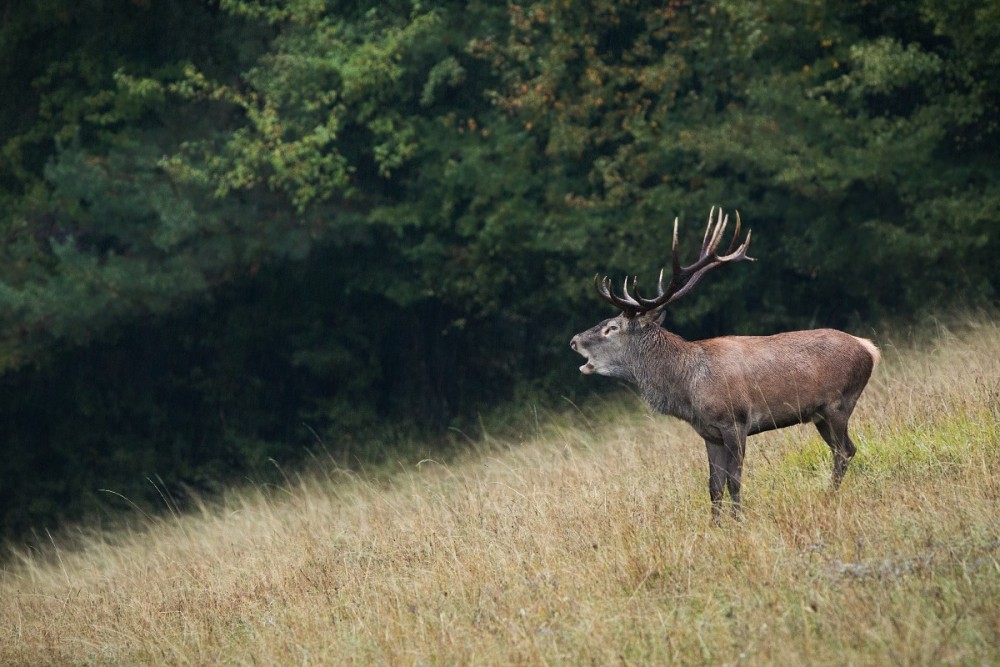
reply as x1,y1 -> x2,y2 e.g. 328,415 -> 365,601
705,426 -> 748,522
705,440 -> 729,522
721,425 -> 748,517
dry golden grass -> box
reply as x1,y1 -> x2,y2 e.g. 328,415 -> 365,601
2,315 -> 999,666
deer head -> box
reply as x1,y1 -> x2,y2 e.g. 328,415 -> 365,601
571,207 -> 753,378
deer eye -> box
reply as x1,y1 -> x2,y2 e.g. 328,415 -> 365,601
603,323 -> 619,336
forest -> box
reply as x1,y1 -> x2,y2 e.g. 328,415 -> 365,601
1,0 -> 997,540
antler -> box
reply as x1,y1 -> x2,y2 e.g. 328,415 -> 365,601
595,207 -> 754,318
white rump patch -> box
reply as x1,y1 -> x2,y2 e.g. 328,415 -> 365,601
852,336 -> 881,367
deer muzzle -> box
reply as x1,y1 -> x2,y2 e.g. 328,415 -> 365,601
570,335 -> 596,374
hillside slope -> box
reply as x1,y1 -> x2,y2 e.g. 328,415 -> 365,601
2,317 -> 999,666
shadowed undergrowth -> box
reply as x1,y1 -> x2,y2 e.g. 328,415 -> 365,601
1,315 -> 998,665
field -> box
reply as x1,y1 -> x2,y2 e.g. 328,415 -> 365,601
2,316 -> 999,666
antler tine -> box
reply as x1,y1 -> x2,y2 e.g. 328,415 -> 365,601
714,211 -> 754,262
699,206 -> 716,257
698,207 -> 728,257
670,217 -> 682,279
594,274 -> 615,304
594,274 -> 642,316
718,227 -> 754,262
718,210 -> 753,259
723,210 -> 742,255
621,276 -> 644,308
629,267 -> 661,309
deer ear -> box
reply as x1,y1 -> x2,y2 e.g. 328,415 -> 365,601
638,307 -> 667,327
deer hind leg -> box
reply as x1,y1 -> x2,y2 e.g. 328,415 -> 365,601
815,407 -> 857,488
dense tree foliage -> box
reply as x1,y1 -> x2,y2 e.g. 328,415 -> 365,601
1,0 -> 997,539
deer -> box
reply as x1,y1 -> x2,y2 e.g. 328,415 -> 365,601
570,208 -> 879,520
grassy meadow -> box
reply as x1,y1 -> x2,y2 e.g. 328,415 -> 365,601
2,316 -> 999,666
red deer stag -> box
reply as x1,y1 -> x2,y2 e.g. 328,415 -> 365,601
570,208 -> 879,520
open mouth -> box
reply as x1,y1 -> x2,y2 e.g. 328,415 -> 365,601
577,352 -> 596,374
571,337 -> 596,374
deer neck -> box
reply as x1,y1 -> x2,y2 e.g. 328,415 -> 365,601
631,328 -> 701,419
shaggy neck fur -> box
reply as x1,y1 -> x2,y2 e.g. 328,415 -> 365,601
627,327 -> 702,421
